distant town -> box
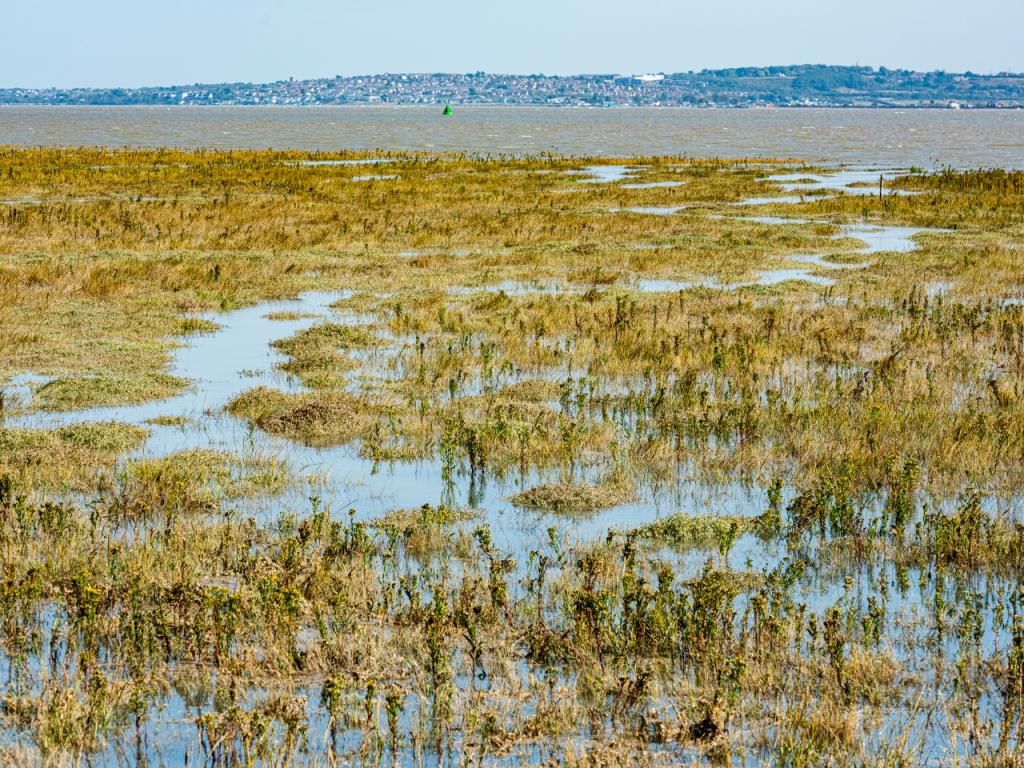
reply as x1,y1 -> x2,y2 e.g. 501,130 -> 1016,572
2,65 -> 1023,108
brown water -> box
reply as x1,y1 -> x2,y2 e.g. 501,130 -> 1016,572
2,105 -> 1023,167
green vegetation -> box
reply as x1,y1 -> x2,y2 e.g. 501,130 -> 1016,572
34,372 -> 189,411
227,387 -> 370,447
270,322 -> 382,387
378,502 -> 481,558
667,65 -> 1024,106
143,414 -> 190,426
631,511 -> 749,551
2,148 -> 1024,766
263,310 -> 322,321
110,448 -> 294,517
0,422 -> 148,489
510,481 -> 633,512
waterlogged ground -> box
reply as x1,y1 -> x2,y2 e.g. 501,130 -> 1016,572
1,149 -> 1024,767
7,288 -> 748,537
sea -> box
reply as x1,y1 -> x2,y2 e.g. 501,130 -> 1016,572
1,104 -> 1023,167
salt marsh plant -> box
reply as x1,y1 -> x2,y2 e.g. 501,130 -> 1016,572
1,148 -> 1024,765
33,373 -> 189,412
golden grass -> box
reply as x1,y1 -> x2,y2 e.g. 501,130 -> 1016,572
0,421 -> 148,490
34,372 -> 189,411
109,447 -> 294,517
2,149 -> 1024,765
227,386 -> 371,447
510,481 -> 633,512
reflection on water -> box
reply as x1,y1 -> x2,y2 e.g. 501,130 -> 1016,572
3,106 -> 1022,167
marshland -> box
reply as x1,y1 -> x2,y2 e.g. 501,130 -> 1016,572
1,147 -> 1024,766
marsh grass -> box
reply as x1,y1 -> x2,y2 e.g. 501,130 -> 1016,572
263,311 -> 322,321
143,414 -> 190,426
227,386 -> 371,446
4,150 -> 1024,766
0,421 -> 148,489
0,468 -> 1018,767
270,322 -> 384,385
34,372 -> 190,412
631,512 -> 749,552
377,503 -> 481,558
109,447 -> 293,517
510,481 -> 633,512
496,378 -> 561,402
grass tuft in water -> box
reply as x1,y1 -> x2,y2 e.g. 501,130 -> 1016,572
110,448 -> 293,517
510,481 -> 633,512
227,386 -> 371,447
0,421 -> 148,489
630,512 -> 749,551
143,415 -> 190,427
263,311 -> 322,321
35,373 -> 190,412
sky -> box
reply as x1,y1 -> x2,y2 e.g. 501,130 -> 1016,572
5,0 -> 1024,89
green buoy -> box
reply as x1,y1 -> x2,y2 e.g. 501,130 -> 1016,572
443,105 -> 452,115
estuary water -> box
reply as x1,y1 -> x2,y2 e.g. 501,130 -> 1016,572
2,104 -> 1023,167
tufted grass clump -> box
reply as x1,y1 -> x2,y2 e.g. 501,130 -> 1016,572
110,448 -> 293,517
174,317 -> 221,335
35,373 -> 190,412
0,422 -> 148,489
630,512 -> 750,552
496,379 -> 562,403
510,481 -> 633,512
269,322 -> 384,387
378,503 -> 481,558
263,311 -> 322,321
227,386 -> 371,447
143,414 -> 190,427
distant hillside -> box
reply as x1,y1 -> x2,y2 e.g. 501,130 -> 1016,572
2,65 -> 1022,108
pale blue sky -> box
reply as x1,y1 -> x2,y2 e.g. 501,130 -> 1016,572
5,0 -> 1023,89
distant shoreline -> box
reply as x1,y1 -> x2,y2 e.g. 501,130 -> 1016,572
1,103 -> 1020,110
3,67 -> 1021,110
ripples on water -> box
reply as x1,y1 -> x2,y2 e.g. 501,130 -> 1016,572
2,105 -> 1023,167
